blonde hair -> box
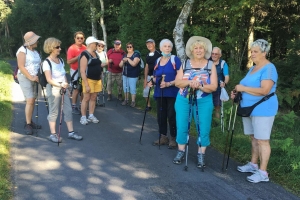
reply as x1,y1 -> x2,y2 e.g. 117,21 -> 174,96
189,41 -> 207,58
43,37 -> 61,54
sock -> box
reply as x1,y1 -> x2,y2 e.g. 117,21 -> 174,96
198,152 -> 205,155
250,162 -> 258,169
259,169 -> 268,176
89,114 -> 94,118
72,104 -> 76,108
81,116 -> 86,119
69,131 -> 74,135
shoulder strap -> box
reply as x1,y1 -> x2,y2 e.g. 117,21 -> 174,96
154,56 -> 162,71
253,92 -> 275,107
204,60 -> 213,74
170,55 -> 176,70
45,58 -> 52,72
221,60 -> 225,69
23,46 -> 27,54
182,59 -> 190,73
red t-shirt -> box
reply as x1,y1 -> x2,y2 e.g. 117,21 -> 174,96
107,48 -> 125,73
67,44 -> 87,70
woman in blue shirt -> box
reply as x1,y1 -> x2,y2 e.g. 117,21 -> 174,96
232,39 -> 278,183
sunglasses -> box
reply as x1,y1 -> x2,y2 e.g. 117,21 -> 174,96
211,53 -> 219,55
54,46 -> 61,49
98,45 -> 104,47
76,37 -> 84,40
127,46 -> 133,48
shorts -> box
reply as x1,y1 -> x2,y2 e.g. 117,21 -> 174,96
82,79 -> 102,93
122,76 -> 138,94
242,116 -> 275,140
212,87 -> 221,106
17,73 -> 38,99
143,76 -> 151,97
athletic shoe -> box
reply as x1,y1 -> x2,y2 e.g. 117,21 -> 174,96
145,106 -> 152,112
31,121 -> 42,129
173,150 -> 185,164
153,135 -> 169,146
118,94 -> 123,101
68,132 -> 83,140
107,94 -> 112,101
197,153 -> 206,168
87,115 -> 99,123
247,170 -> 269,183
121,100 -> 128,106
80,116 -> 89,125
237,162 -> 258,173
24,124 -> 33,135
130,101 -> 136,108
72,107 -> 81,115
48,134 -> 62,143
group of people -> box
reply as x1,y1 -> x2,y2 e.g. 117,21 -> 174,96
16,30 -> 278,184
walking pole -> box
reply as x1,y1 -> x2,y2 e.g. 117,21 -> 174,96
221,101 -> 224,133
41,87 -> 49,114
35,83 -> 39,137
102,71 -> 105,107
57,88 -> 66,146
139,76 -> 153,144
184,88 -> 193,171
158,74 -> 166,149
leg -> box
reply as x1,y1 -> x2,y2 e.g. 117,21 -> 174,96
117,73 -> 123,100
81,93 -> 91,117
25,98 -> 35,124
88,93 -> 98,115
153,97 -> 169,145
258,139 -> 271,171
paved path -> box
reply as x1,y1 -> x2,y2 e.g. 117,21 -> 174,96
9,61 -> 299,200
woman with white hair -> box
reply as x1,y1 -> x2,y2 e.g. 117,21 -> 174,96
16,31 -> 42,135
232,39 -> 278,183
149,39 -> 181,148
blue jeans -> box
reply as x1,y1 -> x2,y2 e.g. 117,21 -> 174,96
175,93 -> 213,147
122,76 -> 138,94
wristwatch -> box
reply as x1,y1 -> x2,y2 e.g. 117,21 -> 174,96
169,82 -> 172,87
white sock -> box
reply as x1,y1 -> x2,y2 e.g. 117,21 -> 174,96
89,114 -> 94,118
81,116 -> 86,119
250,162 -> 258,169
259,169 -> 268,176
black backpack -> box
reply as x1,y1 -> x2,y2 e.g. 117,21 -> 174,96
38,58 -> 64,87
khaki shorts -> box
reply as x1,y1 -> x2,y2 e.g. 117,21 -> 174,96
17,73 -> 38,99
143,75 -> 151,97
82,79 -> 102,93
242,116 -> 275,140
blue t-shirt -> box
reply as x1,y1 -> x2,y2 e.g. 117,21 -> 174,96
153,56 -> 181,99
240,63 -> 278,116
122,52 -> 140,78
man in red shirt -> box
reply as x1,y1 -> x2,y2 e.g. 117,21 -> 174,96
107,40 -> 125,101
67,31 -> 87,114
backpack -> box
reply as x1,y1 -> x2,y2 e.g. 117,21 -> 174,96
182,59 -> 213,75
38,58 -> 64,87
132,50 -> 144,79
154,55 -> 177,71
13,46 -> 28,84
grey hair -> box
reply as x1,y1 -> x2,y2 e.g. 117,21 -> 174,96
212,47 -> 222,55
251,39 -> 270,53
159,39 -> 173,48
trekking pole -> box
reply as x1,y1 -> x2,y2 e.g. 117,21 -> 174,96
35,83 -> 39,137
158,74 -> 166,149
102,71 -> 105,107
184,88 -> 193,171
221,101 -> 224,133
41,87 -> 49,113
139,76 -> 154,144
57,88 -> 66,146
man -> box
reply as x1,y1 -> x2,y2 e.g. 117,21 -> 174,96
211,47 -> 230,118
106,40 -> 125,101
143,39 -> 161,111
67,31 -> 87,114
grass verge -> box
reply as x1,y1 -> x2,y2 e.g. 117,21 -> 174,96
0,60 -> 13,199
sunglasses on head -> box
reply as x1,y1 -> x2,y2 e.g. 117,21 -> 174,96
76,37 -> 84,40
54,46 -> 61,49
127,46 -> 133,48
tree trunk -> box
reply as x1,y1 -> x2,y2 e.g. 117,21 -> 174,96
173,0 -> 194,62
99,0 -> 107,51
90,1 -> 97,38
247,16 -> 255,68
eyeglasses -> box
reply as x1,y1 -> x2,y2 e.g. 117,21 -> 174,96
127,46 -> 133,48
54,46 -> 61,49
98,45 -> 104,47
76,37 -> 84,40
211,53 -> 219,55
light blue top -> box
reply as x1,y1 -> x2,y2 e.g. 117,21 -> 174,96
240,63 -> 278,116
223,62 -> 229,76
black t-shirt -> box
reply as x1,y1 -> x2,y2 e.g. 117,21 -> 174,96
146,50 -> 161,76
82,51 -> 102,80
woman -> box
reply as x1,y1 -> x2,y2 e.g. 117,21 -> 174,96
96,40 -> 108,69
148,39 -> 181,148
173,36 -> 217,168
43,37 -> 83,143
16,31 -> 42,135
79,36 -> 102,125
119,42 -> 140,107
232,39 -> 278,183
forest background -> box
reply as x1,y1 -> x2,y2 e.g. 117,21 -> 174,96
0,0 -> 300,197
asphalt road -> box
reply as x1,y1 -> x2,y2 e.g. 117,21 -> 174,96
9,61 -> 299,200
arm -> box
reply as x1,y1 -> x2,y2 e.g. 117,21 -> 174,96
17,52 -> 38,82
67,56 -> 79,65
80,56 -> 90,92
126,57 -> 140,67
235,80 -> 274,96
199,64 -> 218,93
144,64 -> 149,88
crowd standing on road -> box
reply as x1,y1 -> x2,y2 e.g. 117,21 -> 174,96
15,30 -> 278,183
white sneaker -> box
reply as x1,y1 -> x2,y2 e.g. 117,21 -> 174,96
87,115 -> 99,123
237,162 -> 258,173
80,116 -> 89,125
247,170 -> 269,183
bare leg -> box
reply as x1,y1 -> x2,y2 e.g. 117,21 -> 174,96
81,93 -> 91,116
258,139 -> 271,171
25,98 -> 35,124
250,135 -> 259,164
71,89 -> 79,105
48,121 -> 56,134
131,94 -> 136,102
178,144 -> 186,151
88,93 -> 97,115
66,121 -> 73,132
214,106 -> 220,118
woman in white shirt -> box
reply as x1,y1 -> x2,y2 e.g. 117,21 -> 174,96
42,37 -> 83,143
16,31 -> 42,135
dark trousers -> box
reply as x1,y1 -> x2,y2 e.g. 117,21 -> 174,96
156,97 -> 177,137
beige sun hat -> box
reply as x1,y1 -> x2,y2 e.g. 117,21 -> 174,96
23,31 -> 40,46
185,36 -> 212,59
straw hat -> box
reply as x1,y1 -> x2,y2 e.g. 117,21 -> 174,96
185,36 -> 212,59
23,31 -> 40,46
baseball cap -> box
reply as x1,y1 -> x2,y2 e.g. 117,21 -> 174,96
114,40 -> 121,45
86,36 -> 100,46
146,39 -> 155,43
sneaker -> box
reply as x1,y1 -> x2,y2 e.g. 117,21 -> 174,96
197,153 -> 206,168
237,162 -> 258,173
173,150 -> 185,164
24,124 -> 33,135
121,100 -> 128,106
48,134 -> 62,143
118,94 -> 123,101
107,94 -> 112,101
145,106 -> 152,112
153,135 -> 169,146
72,107 -> 81,115
80,116 -> 89,125
247,170 -> 269,183
68,132 -> 83,141
168,137 -> 177,148
130,101 -> 136,108
31,121 -> 42,129
87,115 -> 99,123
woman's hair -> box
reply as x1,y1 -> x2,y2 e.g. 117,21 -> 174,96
159,39 -> 173,49
189,41 -> 207,58
251,39 -> 270,54
74,31 -> 85,38
43,37 -> 61,54
126,42 -> 134,50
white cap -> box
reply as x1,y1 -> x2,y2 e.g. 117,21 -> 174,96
86,36 -> 101,46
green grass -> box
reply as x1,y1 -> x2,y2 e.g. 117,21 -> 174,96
0,61 -> 13,200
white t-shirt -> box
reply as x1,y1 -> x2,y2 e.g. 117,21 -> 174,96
16,46 -> 41,76
42,59 -> 66,82
96,51 -> 108,65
